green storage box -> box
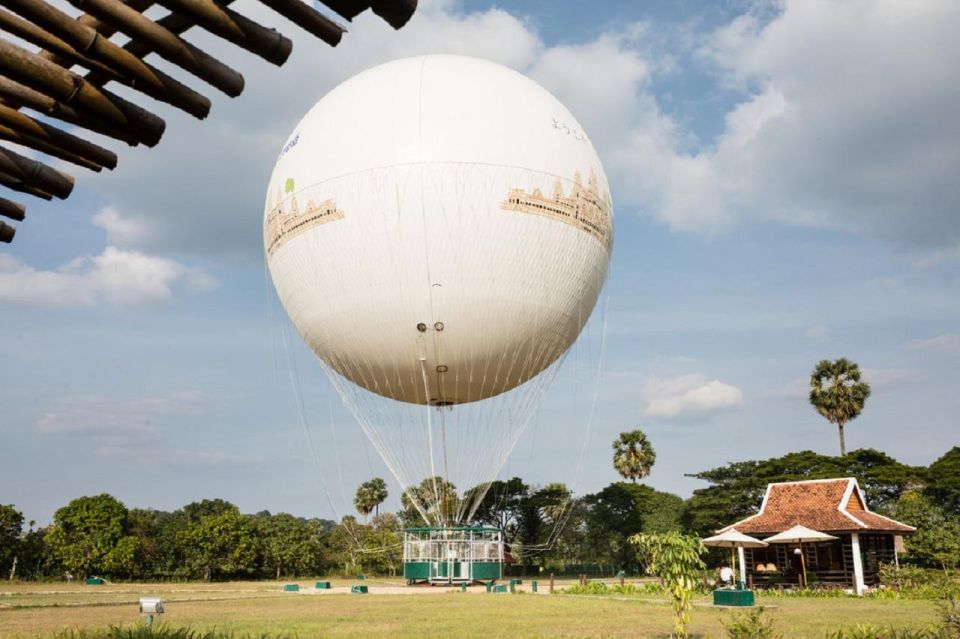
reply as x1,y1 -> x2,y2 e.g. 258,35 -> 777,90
713,589 -> 755,607
315,581 -> 331,589
282,584 -> 300,592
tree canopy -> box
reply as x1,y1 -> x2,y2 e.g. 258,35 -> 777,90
612,430 -> 656,483
354,478 -> 389,520
809,357 -> 871,455
684,448 -> 925,535
926,446 -> 960,517
45,494 -> 137,578
0,504 -> 24,577
5,443 -> 956,581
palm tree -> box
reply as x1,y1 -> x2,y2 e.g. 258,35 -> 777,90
354,478 -> 389,521
612,430 -> 656,483
367,478 -> 388,517
809,358 -> 871,456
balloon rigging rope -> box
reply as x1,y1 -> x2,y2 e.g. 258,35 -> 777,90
268,164 -> 610,553
275,297 -> 346,532
266,253 -> 369,548
518,293 -> 609,555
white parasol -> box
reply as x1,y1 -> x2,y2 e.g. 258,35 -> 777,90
703,528 -> 768,586
763,524 -> 838,588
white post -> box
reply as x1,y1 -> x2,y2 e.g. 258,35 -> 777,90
850,533 -> 866,596
737,547 -> 747,587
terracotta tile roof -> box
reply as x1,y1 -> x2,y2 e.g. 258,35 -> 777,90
721,478 -> 915,535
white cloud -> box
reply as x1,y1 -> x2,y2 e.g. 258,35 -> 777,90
673,0 -> 960,246
0,246 -> 216,307
36,392 -> 208,437
905,334 -> 960,353
34,393 -> 252,469
91,206 -> 154,246
643,374 -> 743,419
861,367 -> 924,390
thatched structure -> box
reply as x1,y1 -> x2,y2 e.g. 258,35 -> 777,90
0,0 -> 417,242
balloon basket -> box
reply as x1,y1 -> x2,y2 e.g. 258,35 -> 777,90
403,527 -> 503,585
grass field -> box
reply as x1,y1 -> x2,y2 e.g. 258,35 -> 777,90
0,580 -> 941,638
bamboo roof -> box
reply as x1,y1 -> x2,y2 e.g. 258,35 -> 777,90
0,0 -> 418,243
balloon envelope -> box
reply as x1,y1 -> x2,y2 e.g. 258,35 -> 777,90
264,55 -> 613,406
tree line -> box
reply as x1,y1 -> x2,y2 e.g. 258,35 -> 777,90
2,444 -> 957,581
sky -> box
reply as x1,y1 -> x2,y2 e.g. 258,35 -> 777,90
2,0 -> 959,526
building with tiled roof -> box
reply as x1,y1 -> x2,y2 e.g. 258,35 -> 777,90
719,478 -> 915,594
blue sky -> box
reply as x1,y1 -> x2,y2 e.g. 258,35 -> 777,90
2,0 -> 959,526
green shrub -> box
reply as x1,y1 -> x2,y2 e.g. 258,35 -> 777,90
562,580 -> 665,596
824,623 -> 950,639
722,607 -> 781,639
878,564 -> 960,600
757,587 -> 853,599
564,581 -> 613,595
937,590 -> 960,638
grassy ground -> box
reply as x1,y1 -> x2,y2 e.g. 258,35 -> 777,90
0,580 -> 941,638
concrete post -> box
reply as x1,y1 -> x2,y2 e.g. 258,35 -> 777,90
737,547 -> 747,587
850,533 -> 866,596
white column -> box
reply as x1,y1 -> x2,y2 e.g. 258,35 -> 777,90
738,547 -> 747,587
850,533 -> 866,596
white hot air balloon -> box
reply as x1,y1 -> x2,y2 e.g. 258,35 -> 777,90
265,55 -> 613,530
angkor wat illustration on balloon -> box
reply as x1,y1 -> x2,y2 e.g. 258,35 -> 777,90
264,183 -> 344,257
265,167 -> 612,258
500,169 -> 613,249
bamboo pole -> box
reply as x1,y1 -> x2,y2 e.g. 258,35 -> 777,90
0,41 -> 166,146
74,0 -> 155,39
84,0 -> 236,85
3,0 -> 211,118
370,0 -> 417,29
0,103 -> 117,169
154,0 -> 292,65
0,196 -> 25,221
67,0 -> 245,96
0,219 -> 14,242
0,7 -> 115,74
255,0 -> 344,46
319,0 -> 417,28
0,145 -> 74,199
0,77 -> 141,146
0,124 -> 102,171
0,169 -> 53,199
320,0 -> 369,20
